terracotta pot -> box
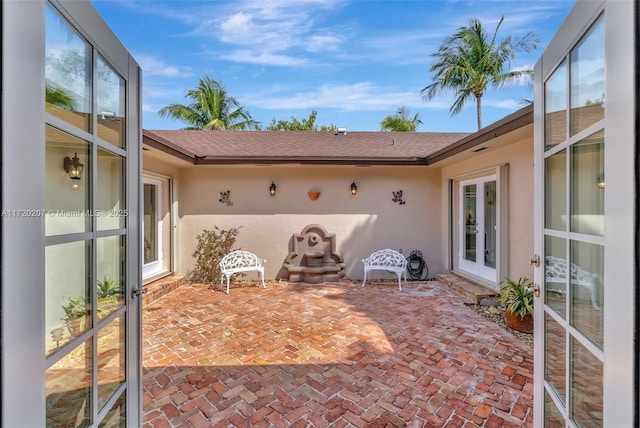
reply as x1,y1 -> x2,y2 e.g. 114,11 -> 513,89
504,310 -> 533,333
308,191 -> 321,201
65,317 -> 84,336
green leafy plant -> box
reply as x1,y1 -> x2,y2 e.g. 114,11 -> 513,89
62,276 -> 121,335
97,276 -> 120,315
62,295 -> 90,335
187,226 -> 241,285
97,276 -> 120,298
62,295 -> 88,319
499,276 -> 534,317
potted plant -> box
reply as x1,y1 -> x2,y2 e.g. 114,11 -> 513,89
62,277 -> 121,336
62,295 -> 89,336
97,276 -> 121,315
499,276 -> 534,333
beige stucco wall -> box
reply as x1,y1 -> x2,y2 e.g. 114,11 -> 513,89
176,165 -> 443,280
439,126 -> 534,286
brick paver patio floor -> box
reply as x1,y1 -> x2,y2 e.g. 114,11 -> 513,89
142,280 -> 533,427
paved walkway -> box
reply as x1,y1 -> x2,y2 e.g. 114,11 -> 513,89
142,280 -> 533,427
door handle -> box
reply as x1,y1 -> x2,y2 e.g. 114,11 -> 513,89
131,285 -> 148,299
526,283 -> 541,298
529,254 -> 540,267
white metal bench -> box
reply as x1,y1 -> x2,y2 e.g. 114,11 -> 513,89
361,249 -> 408,291
219,250 -> 266,294
545,255 -> 600,310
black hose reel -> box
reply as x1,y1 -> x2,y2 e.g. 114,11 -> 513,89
406,250 -> 429,281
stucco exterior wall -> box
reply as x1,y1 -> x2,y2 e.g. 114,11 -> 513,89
439,126 -> 534,285
176,165 -> 443,280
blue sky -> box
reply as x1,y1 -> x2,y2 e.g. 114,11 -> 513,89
91,0 -> 575,132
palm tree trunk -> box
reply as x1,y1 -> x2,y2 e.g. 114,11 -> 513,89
476,95 -> 482,130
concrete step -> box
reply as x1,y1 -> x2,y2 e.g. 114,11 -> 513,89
143,275 -> 186,306
436,273 -> 498,304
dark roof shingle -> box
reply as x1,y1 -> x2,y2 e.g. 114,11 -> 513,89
143,130 -> 470,165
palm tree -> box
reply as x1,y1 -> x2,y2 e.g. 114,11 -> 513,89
380,107 -> 423,132
158,76 -> 260,130
45,85 -> 73,110
421,16 -> 539,130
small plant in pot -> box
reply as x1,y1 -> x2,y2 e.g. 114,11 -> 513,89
62,277 -> 121,337
62,295 -> 90,336
499,276 -> 534,333
97,276 -> 121,314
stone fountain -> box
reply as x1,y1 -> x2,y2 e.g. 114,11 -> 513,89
283,224 -> 345,284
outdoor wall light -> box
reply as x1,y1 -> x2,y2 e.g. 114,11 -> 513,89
269,182 -> 277,196
350,181 -> 358,196
597,174 -> 605,189
63,152 -> 84,180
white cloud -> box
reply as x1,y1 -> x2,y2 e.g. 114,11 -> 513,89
142,103 -> 155,113
155,0 -> 350,61
482,98 -> 524,110
220,50 -> 309,67
136,55 -> 193,77
248,82 -> 449,112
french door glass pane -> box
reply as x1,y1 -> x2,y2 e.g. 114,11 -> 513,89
570,130 -> 604,236
97,235 -> 126,318
46,125 -> 91,236
545,235 -> 567,318
45,240 -> 92,356
97,57 -> 126,149
570,337 -> 603,427
463,184 -> 477,262
545,61 -> 567,150
45,4 -> 92,133
97,314 -> 126,411
144,183 -> 158,264
570,19 -> 605,136
99,393 -> 126,427
545,390 -> 566,428
46,338 -> 93,427
570,241 -> 604,348
97,148 -> 126,231
545,150 -> 567,231
484,181 -> 497,268
545,312 -> 567,405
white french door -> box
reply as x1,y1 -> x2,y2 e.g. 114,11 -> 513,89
2,1 -> 143,426
143,177 -> 164,278
533,1 -> 636,427
458,175 -> 497,283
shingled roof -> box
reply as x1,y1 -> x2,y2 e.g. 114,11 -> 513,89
143,105 -> 533,166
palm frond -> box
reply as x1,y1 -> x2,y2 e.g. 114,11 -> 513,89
158,76 -> 260,130
421,15 -> 539,129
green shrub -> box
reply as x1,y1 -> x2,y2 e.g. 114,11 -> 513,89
187,226 -> 241,285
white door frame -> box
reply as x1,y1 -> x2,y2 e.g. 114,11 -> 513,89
458,174 -> 497,283
143,176 -> 164,278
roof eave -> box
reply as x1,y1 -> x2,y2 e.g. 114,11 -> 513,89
425,104 -> 533,165
196,156 -> 428,166
143,132 -> 196,163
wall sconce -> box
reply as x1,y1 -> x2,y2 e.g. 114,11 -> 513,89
350,181 -> 358,196
597,174 -> 605,189
269,182 -> 277,196
63,152 -> 84,180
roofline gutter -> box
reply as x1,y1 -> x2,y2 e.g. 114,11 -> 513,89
143,132 -> 196,163
195,156 -> 428,166
425,104 -> 533,165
